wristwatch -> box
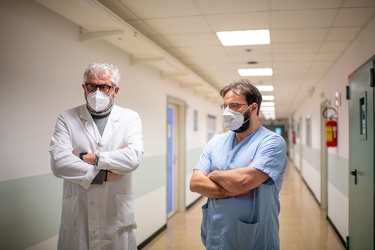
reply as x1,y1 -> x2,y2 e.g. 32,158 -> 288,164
79,152 -> 87,160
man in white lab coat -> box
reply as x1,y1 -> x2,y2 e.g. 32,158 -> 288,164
49,62 -> 144,250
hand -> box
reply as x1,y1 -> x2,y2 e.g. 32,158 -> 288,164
106,171 -> 120,181
82,153 -> 97,165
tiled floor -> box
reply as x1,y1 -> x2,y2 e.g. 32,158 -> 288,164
142,162 -> 345,250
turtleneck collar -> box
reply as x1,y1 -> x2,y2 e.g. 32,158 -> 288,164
86,103 -> 114,118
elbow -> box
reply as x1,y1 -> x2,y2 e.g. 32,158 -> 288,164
189,180 -> 197,193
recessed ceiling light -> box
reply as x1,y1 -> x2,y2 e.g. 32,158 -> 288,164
238,68 -> 273,76
260,106 -> 275,111
261,101 -> 275,107
256,85 -> 274,91
217,30 -> 270,46
262,95 -> 275,101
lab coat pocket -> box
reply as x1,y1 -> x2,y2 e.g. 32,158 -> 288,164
235,219 -> 258,249
61,195 -> 78,232
116,194 -> 135,228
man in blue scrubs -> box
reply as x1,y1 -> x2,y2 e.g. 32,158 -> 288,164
190,79 -> 287,249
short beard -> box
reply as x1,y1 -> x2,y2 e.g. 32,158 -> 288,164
233,110 -> 251,133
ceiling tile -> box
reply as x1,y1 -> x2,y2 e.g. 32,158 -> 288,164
196,0 -> 268,14
273,53 -> 316,62
333,8 -> 375,27
177,46 -> 227,56
186,55 -> 232,64
272,9 -> 337,28
144,16 -> 211,35
162,33 -> 220,47
325,27 -> 362,41
272,43 -> 321,53
314,52 -> 342,61
272,28 -> 328,42
320,41 -> 350,52
206,12 -> 270,31
271,0 -> 342,10
343,0 -> 375,7
273,61 -> 312,69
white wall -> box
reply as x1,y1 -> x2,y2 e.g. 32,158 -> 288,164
292,15 -> 375,241
0,0 -> 222,248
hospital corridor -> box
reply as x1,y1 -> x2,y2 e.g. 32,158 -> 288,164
141,161 -> 345,250
1,0 -> 375,249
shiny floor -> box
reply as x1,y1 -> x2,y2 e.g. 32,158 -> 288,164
142,162 -> 345,250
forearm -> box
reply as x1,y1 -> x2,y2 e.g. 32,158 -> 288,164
208,167 -> 269,195
208,169 -> 249,195
97,144 -> 143,173
190,170 -> 234,198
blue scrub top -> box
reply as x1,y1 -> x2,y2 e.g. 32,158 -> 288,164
195,126 -> 287,250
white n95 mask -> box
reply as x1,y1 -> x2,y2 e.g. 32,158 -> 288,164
87,91 -> 110,112
222,106 -> 250,131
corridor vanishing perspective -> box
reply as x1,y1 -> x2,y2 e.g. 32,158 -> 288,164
142,162 -> 345,250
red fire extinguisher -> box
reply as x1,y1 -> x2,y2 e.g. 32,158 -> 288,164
292,131 -> 296,145
326,119 -> 337,147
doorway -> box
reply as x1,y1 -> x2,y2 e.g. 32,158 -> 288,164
167,97 -> 186,219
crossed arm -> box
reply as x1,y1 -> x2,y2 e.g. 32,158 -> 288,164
190,165 -> 270,199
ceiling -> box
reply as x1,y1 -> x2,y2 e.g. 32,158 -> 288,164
35,0 -> 375,120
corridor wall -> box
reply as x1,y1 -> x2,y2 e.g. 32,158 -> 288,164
0,0 -> 222,249
292,16 -> 375,242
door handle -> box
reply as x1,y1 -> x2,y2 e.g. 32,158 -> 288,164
350,169 -> 357,185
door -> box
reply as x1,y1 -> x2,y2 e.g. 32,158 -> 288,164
167,104 -> 178,218
348,55 -> 374,249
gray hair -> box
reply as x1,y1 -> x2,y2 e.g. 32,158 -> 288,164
220,79 -> 262,115
83,63 -> 121,86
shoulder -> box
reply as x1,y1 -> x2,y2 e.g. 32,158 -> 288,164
113,105 -> 137,114
112,105 -> 141,121
256,126 -> 286,147
60,104 -> 86,117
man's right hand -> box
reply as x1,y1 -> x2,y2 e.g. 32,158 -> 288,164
107,171 -> 120,181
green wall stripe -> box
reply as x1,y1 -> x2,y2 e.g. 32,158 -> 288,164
300,145 -> 348,197
302,145 -> 321,172
0,174 -> 62,250
133,154 -> 166,198
328,154 -> 349,197
186,147 -> 203,174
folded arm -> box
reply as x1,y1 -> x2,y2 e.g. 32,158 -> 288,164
207,165 -> 270,195
190,169 -> 236,198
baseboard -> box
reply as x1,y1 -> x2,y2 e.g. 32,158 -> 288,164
137,224 -> 167,250
327,216 -> 347,248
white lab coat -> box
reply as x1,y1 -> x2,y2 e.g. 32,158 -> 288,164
49,104 -> 143,250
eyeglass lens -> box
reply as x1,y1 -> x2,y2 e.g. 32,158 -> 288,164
85,83 -> 112,93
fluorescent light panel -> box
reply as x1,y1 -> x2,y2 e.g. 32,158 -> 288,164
217,30 -> 270,46
261,101 -> 275,107
256,85 -> 274,92
262,95 -> 275,101
260,106 -> 275,111
238,68 -> 273,77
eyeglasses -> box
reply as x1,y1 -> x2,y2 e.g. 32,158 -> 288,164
220,103 -> 247,111
85,82 -> 113,93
